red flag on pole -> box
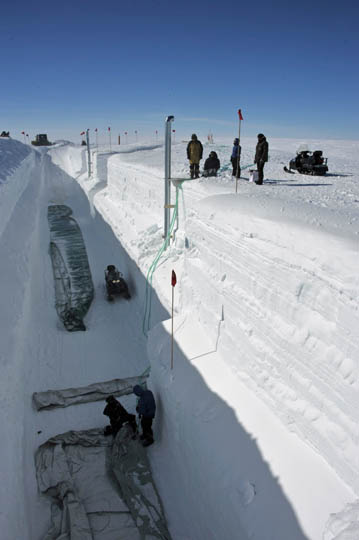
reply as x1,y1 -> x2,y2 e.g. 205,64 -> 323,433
108,127 -> 111,131
171,270 -> 177,287
238,109 -> 243,121
21,131 -> 25,134
80,131 -> 85,136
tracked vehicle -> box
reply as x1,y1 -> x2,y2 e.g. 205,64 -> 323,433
285,150 -> 328,176
31,134 -> 52,146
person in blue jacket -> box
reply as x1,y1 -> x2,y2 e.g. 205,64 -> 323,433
133,385 -> 156,446
231,138 -> 241,178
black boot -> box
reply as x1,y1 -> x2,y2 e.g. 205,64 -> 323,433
142,437 -> 154,447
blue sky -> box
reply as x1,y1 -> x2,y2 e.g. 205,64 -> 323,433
1,0 -> 358,143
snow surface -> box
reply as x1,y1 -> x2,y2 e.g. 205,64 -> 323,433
0,135 -> 358,539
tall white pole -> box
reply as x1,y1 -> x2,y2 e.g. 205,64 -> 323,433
164,116 -> 174,246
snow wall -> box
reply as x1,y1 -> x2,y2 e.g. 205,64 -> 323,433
0,141 -> 48,538
49,143 -> 359,539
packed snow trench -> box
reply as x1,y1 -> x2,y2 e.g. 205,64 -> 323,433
0,136 -> 358,540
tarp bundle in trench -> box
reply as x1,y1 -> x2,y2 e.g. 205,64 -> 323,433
36,426 -> 172,540
33,375 -> 149,411
48,205 -> 94,331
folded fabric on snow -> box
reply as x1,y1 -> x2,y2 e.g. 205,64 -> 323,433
33,375 -> 148,411
35,426 -> 172,539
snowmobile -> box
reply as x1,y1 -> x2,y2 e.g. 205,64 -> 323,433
284,150 -> 328,176
105,265 -> 131,301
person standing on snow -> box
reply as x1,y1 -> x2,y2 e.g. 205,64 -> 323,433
133,385 -> 156,446
231,138 -> 241,178
254,133 -> 269,185
186,134 -> 203,179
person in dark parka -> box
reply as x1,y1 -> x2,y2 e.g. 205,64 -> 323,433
231,138 -> 241,178
203,151 -> 220,177
133,385 -> 156,446
103,395 -> 137,436
186,134 -> 203,179
254,133 -> 269,185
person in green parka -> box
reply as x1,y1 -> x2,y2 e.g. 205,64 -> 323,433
186,134 -> 203,179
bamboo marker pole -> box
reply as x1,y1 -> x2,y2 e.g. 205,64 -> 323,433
236,109 -> 243,194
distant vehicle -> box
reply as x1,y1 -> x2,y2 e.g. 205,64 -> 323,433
1,131 -> 10,137
284,150 -> 328,176
31,134 -> 52,146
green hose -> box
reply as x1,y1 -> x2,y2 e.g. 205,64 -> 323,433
142,165 -> 254,337
142,182 -> 184,336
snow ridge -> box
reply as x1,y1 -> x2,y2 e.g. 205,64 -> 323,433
184,197 -> 359,492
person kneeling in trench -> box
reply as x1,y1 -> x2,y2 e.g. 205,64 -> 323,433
133,385 -> 156,447
103,395 -> 137,436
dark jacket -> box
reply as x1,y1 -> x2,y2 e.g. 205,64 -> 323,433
204,153 -> 220,171
254,135 -> 268,163
187,139 -> 203,163
231,144 -> 241,160
133,385 -> 156,418
103,396 -> 136,435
